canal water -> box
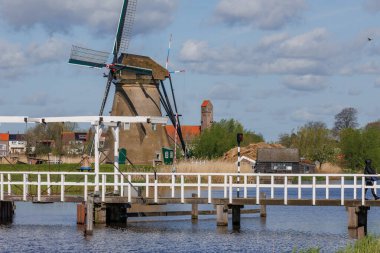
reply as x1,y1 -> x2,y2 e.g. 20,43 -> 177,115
1,186 -> 380,252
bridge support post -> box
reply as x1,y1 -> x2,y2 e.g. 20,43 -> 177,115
216,204 -> 228,226
347,206 -> 369,239
0,201 -> 14,224
260,192 -> 267,218
229,205 -> 244,229
85,196 -> 94,235
106,203 -> 130,228
94,203 -> 106,224
192,194 -> 198,220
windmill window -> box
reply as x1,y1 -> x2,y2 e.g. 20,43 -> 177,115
124,123 -> 130,130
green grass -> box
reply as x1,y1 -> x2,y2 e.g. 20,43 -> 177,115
337,235 -> 380,253
292,235 -> 380,253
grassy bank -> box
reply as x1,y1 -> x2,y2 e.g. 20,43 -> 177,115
293,235 -> 380,253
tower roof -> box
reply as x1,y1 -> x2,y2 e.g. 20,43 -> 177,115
201,100 -> 212,107
120,54 -> 169,80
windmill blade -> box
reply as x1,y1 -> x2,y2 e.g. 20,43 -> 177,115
69,45 -> 110,68
114,0 -> 137,61
99,73 -> 114,116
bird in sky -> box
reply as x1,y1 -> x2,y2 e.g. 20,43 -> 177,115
368,37 -> 373,41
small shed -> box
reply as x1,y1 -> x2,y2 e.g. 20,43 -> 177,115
254,148 -> 313,173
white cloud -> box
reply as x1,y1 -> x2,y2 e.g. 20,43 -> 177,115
282,75 -> 327,92
0,0 -> 178,35
374,78 -> 380,88
290,104 -> 343,123
0,37 -> 68,80
179,28 -> 337,78
363,0 -> 380,13
208,83 -> 244,100
214,0 -> 306,30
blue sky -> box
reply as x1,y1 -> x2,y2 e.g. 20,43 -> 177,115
0,0 -> 380,141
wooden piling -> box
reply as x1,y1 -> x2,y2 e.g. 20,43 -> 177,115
77,202 -> 86,225
260,192 -> 267,218
191,194 -> 198,220
0,201 -> 14,224
216,204 -> 228,226
229,205 -> 244,229
94,203 -> 106,224
347,206 -> 369,239
106,203 -> 130,227
85,196 -> 94,235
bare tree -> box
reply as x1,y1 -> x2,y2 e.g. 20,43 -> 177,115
333,107 -> 358,133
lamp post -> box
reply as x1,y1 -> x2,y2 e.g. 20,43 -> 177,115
236,133 -> 243,198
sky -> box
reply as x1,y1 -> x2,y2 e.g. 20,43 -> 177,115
0,0 -> 380,141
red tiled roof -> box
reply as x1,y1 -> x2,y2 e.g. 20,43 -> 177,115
62,132 -> 75,144
0,133 -> 9,141
165,125 -> 201,143
201,100 -> 211,107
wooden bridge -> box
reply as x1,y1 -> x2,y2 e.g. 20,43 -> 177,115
0,171 -> 378,238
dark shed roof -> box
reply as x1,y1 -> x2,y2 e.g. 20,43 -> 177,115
257,148 -> 299,163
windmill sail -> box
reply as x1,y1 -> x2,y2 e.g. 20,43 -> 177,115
114,0 -> 137,60
69,46 -> 110,68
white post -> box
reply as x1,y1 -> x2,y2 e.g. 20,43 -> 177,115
128,175 -> 132,203
224,175 -> 227,198
23,173 -> 27,201
284,176 -> 288,205
312,176 -> 316,205
37,174 -> 41,202
7,173 -> 11,196
197,174 -> 201,198
244,175 -> 248,198
154,174 -> 158,203
84,174 -> 88,201
271,175 -> 274,199
145,174 -> 149,198
94,124 -> 100,193
298,175 -> 302,199
47,173 -> 51,196
0,174 -> 3,201
256,175 -> 260,204
341,176 -> 345,206
362,176 -> 365,205
353,176 -> 357,199
326,176 -> 329,199
181,175 -> 184,203
60,174 -> 65,202
120,175 -> 124,197
102,174 -> 106,202
208,175 -> 212,204
229,175 -> 233,204
171,174 -> 175,198
112,125 -> 120,194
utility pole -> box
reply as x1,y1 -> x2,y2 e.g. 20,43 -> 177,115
236,133 -> 243,198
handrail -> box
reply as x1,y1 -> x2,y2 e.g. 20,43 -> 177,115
0,172 -> 377,206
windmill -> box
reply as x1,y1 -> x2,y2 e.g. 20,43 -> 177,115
69,0 -> 187,164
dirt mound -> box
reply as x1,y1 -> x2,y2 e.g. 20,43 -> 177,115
223,142 -> 284,162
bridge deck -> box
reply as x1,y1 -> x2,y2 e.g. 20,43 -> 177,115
3,195 -> 380,207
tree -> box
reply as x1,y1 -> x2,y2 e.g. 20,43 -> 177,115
25,123 -> 78,156
339,125 -> 380,170
333,107 -> 358,133
192,119 -> 264,159
279,121 -> 337,166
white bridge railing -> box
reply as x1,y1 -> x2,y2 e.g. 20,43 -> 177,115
0,172 -> 377,206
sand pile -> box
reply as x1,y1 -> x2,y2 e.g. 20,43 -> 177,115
223,142 -> 284,162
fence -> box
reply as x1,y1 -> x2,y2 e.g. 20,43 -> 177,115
0,172 -> 377,206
